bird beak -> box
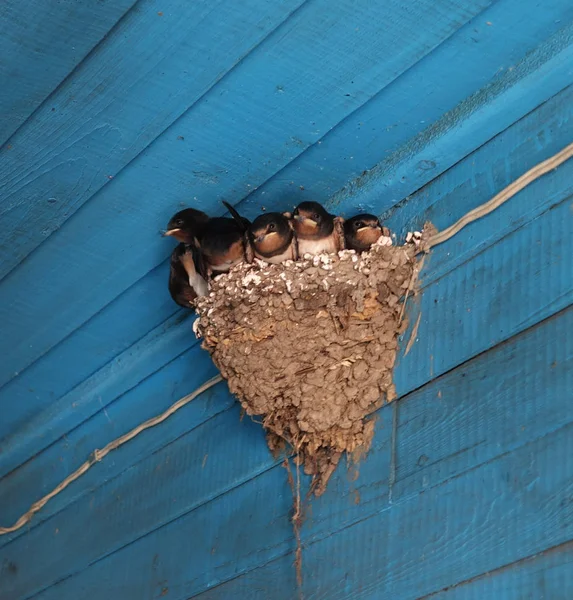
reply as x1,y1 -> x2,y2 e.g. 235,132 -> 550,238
294,215 -> 317,227
357,224 -> 381,233
163,228 -> 180,237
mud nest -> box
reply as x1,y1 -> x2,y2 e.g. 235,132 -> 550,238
195,235 -> 419,495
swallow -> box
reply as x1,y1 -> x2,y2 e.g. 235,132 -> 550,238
187,203 -> 250,275
291,201 -> 345,256
343,214 -> 388,252
164,208 -> 210,245
168,243 -> 209,308
223,202 -> 297,264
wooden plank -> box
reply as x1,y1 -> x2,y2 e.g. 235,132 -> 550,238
14,306 -> 573,600
0,0 -> 494,390
3,46 -> 572,482
326,19 -> 573,216
0,339 -> 227,545
393,305 -> 573,502
2,297 -> 571,598
0,0 -> 137,144
0,263 -> 179,446
239,0 -> 573,216
0,311 -> 196,479
394,190 -> 573,397
387,83 -> 573,286
1,139 -> 571,548
426,541 -> 573,600
0,0 -> 307,278
191,423 -> 573,600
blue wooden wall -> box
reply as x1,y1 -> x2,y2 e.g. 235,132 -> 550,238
1,0 -> 572,597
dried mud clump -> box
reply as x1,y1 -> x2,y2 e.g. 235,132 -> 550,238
195,236 -> 418,495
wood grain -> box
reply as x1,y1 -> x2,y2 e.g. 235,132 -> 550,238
0,0 -> 493,391
3,305 -> 569,600
425,540 -> 573,599
239,2 -> 573,217
2,11 -> 573,470
193,422 -> 573,599
0,0 -> 137,144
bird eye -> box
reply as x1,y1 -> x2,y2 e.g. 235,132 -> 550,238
268,222 -> 276,231
312,213 -> 320,221
355,221 -> 364,229
176,219 -> 184,226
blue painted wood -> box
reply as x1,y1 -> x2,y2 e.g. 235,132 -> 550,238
428,541 -> 573,599
394,190 -> 573,397
0,312 -> 195,478
0,336 -> 226,540
326,19 -> 573,215
0,0 -> 137,145
2,156 -> 571,559
393,307 -> 573,502
1,1 -> 572,597
239,3 -> 573,216
193,423 -> 573,599
0,0 -> 494,391
2,119 -> 572,570
1,1 -> 571,409
5,304 -> 570,600
0,0 -> 307,280
387,83 -> 573,281
2,54 -> 572,486
0,404 -> 276,600
0,264 -> 179,447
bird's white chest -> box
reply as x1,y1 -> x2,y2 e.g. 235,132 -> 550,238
298,236 -> 337,256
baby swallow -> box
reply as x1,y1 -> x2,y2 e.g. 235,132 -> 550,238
291,201 -> 345,256
223,202 -> 296,264
344,214 -> 387,252
249,212 -> 297,263
165,206 -> 248,275
197,203 -> 250,275
168,243 -> 209,308
164,208 -> 210,245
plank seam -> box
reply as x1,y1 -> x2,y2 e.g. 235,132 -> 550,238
0,324 -> 201,486
388,400 -> 398,504
3,25 -> 568,397
416,539 -> 573,599
1,394 -> 234,552
0,259 -> 177,397
185,418 -> 573,599
0,0 -> 313,285
226,0 -> 497,215
0,0 -> 142,150
23,302 -> 573,599
382,80 -> 573,224
0,376 -> 224,535
419,188 -> 573,291
22,446 -> 282,600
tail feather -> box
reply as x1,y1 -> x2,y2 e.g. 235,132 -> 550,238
222,200 -> 250,231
